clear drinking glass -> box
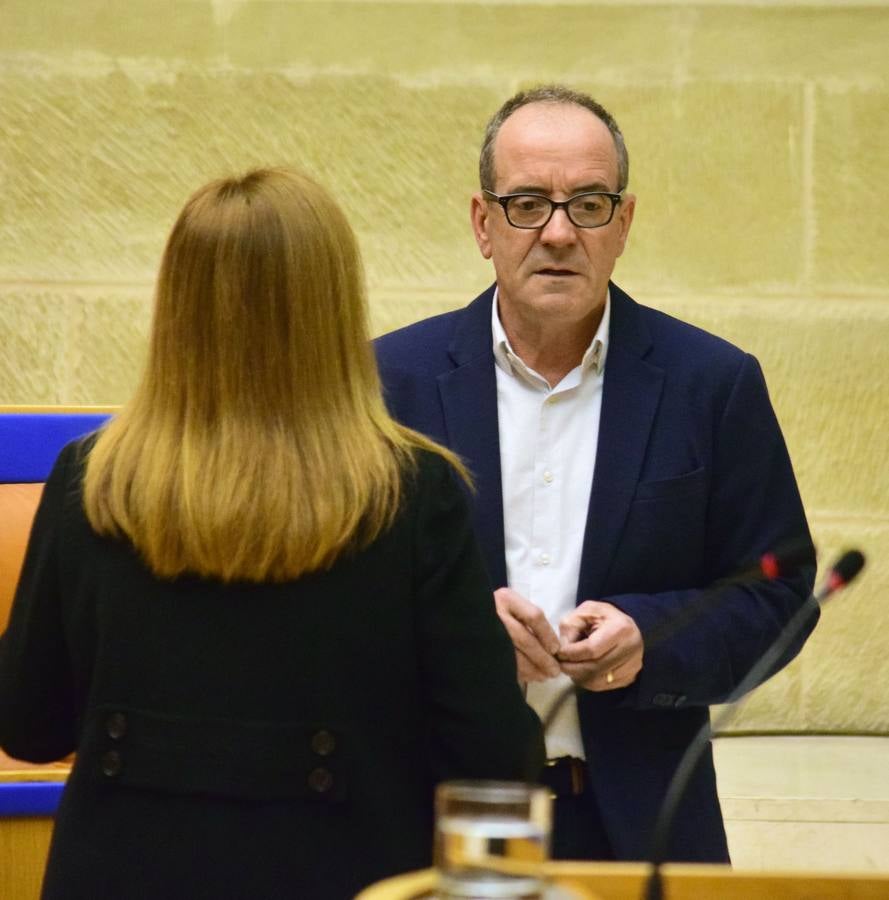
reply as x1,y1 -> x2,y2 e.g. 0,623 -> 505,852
434,780 -> 552,900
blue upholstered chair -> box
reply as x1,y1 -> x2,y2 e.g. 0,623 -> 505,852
0,406 -> 115,817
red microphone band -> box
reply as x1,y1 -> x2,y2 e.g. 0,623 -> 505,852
827,570 -> 848,592
759,552 -> 780,581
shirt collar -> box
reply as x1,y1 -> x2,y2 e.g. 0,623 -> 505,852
491,286 -> 610,382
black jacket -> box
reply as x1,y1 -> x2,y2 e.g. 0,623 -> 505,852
0,439 -> 544,899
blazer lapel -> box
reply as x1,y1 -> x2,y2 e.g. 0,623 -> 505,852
578,286 -> 665,598
437,287 -> 507,588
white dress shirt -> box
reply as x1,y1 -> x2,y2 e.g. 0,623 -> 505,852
493,290 -> 610,760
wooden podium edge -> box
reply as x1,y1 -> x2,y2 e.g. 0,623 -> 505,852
356,862 -> 889,900
355,868 -> 437,899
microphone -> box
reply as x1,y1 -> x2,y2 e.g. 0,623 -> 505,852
540,538 -> 814,733
642,537 -> 815,651
824,549 -> 865,591
642,549 -> 866,900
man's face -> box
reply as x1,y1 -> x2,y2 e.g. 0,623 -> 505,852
471,102 -> 635,333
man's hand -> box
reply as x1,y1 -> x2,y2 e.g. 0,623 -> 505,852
557,600 -> 644,691
493,588 -> 561,683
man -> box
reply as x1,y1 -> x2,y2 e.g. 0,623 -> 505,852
375,85 -> 816,862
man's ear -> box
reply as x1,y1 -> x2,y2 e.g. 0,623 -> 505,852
615,192 -> 636,258
470,192 -> 493,260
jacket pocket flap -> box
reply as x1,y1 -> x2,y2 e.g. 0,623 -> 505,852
634,466 -> 706,502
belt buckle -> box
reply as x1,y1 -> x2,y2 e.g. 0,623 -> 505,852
544,758 -> 560,800
544,757 -> 585,798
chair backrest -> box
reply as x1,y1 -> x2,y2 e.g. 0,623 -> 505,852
0,409 -> 115,483
0,484 -> 47,632
0,407 -> 117,818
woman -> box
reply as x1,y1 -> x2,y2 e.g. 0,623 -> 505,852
0,169 -> 543,899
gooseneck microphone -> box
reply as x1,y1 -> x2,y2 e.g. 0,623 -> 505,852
642,549 -> 866,900
540,539 -> 814,733
642,537 -> 816,652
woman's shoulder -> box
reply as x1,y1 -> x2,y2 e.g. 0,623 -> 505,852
396,447 -> 472,537
45,431 -> 100,488
403,446 -> 463,496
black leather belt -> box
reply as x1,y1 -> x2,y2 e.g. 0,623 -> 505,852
539,756 -> 586,798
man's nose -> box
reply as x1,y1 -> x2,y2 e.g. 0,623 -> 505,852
539,206 -> 577,246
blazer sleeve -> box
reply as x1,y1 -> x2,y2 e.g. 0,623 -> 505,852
607,354 -> 818,710
410,453 -> 545,781
0,441 -> 79,762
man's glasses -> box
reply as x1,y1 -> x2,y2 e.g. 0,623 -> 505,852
483,189 -> 623,229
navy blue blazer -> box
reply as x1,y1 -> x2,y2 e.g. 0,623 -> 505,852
375,282 -> 817,862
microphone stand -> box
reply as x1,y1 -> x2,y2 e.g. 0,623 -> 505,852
642,551 -> 865,900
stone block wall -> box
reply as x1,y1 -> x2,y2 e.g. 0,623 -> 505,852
1,0 -> 887,733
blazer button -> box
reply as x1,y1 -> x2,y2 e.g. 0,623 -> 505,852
100,750 -> 123,778
652,693 -> 676,708
106,712 -> 128,740
307,767 -> 334,794
310,730 -> 336,757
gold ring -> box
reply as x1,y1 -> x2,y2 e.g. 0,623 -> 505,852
606,670 -> 614,685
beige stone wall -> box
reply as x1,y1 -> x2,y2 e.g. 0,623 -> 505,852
1,1 -> 887,733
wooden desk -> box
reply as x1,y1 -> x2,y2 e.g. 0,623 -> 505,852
357,862 -> 889,900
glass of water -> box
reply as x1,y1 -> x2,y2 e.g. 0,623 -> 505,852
434,780 -> 552,900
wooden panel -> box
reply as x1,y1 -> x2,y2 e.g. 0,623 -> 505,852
0,405 -> 119,414
0,760 -> 70,781
0,815 -> 53,900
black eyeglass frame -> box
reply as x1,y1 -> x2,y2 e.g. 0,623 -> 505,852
483,189 -> 624,229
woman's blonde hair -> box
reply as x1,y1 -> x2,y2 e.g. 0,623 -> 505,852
83,168 -> 467,582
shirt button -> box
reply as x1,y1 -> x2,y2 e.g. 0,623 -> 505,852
543,471 -> 554,484
539,553 -> 551,566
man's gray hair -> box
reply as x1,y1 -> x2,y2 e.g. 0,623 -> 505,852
479,85 -> 629,194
